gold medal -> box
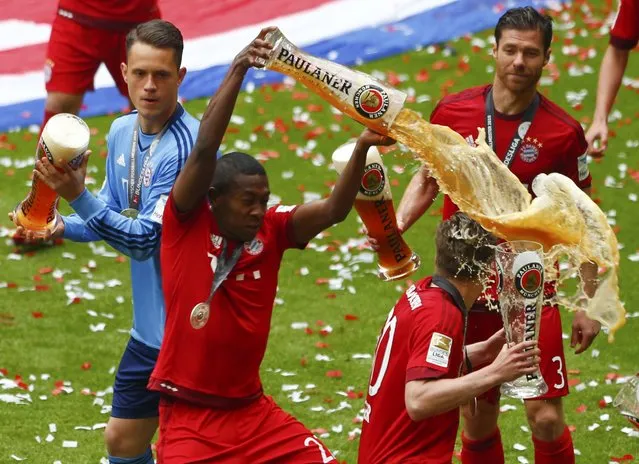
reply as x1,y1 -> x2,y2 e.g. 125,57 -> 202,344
121,208 -> 139,219
190,302 -> 210,329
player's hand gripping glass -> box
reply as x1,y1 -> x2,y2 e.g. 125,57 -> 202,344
12,114 -> 90,237
495,240 -> 548,399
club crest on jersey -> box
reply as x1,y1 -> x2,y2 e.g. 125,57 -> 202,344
515,262 -> 544,299
244,238 -> 264,255
520,137 -> 542,163
353,85 -> 390,119
210,234 -> 223,249
44,59 -> 54,84
360,163 -> 385,197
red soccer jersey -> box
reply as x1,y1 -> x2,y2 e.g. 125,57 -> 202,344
610,0 -> 639,50
58,0 -> 160,23
358,277 -> 465,464
432,85 -> 591,304
149,195 -> 304,406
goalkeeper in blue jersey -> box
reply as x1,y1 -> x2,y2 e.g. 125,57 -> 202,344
11,20 -> 200,464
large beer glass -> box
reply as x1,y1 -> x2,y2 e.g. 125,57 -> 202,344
12,113 -> 90,237
264,28 -> 406,135
332,142 -> 420,281
613,376 -> 639,428
495,240 -> 548,399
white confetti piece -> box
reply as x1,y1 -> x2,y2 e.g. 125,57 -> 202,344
588,423 -> 600,431
291,322 -> 308,330
89,323 -> 106,332
352,354 -> 372,360
49,423 -> 56,433
7,253 -> 22,261
35,435 -> 41,443
74,426 -> 92,431
289,391 -> 310,403
517,457 -> 529,464
0,394 -> 28,405
45,433 -> 55,442
604,395 -> 613,404
520,425 -> 530,433
600,413 -> 610,421
609,364 -> 620,370
315,354 -> 333,362
591,349 -> 600,358
575,383 -> 587,392
282,171 -> 294,179
500,404 -> 517,412
10,456 -> 26,461
331,424 -> 343,433
300,267 -> 309,276
281,384 -> 299,392
92,423 -> 107,430
62,440 -> 78,448
629,193 -> 637,202
305,384 -> 316,389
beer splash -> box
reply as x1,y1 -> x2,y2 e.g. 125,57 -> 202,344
263,27 -> 625,339
389,110 -> 625,340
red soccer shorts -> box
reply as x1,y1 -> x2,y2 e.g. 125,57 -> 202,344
466,305 -> 569,403
158,394 -> 336,463
45,14 -> 151,96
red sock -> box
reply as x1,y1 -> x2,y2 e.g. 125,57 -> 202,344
533,426 -> 575,464
40,110 -> 56,139
461,428 -> 504,464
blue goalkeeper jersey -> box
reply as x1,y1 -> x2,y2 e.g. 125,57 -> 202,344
63,104 -> 199,349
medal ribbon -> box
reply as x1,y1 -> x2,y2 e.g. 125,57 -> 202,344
484,87 -> 540,169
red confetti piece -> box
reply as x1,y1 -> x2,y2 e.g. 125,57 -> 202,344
386,71 -> 401,86
575,404 -> 587,413
433,60 -> 450,71
38,267 -> 53,275
32,312 -> 43,319
0,368 -> 7,376
307,104 -> 323,112
305,127 -> 326,140
319,329 -> 331,337
311,428 -> 328,435
274,118 -> 289,133
345,314 -> 359,321
35,285 -> 50,292
300,357 -> 308,367
325,293 -> 337,299
71,297 -> 82,304
81,362 -> 91,370
610,455 -> 634,462
567,369 -> 580,375
292,91 -> 309,100
568,424 -> 577,433
599,399 -> 607,408
346,391 -> 364,399
315,278 -> 329,285
304,328 -> 314,335
33,275 -> 42,282
568,378 -> 581,387
606,372 -> 621,381
415,69 -> 430,82
326,370 -> 343,378
315,320 -> 325,327
315,342 -> 330,349
115,256 -> 127,263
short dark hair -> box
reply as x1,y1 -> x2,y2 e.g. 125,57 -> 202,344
126,19 -> 184,68
435,212 -> 497,281
495,7 -> 553,52
211,152 -> 267,194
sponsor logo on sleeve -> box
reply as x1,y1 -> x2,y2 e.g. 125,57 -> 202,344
426,332 -> 453,368
150,194 -> 168,224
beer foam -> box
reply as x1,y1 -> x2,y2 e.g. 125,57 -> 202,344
390,109 -> 626,340
42,114 -> 90,164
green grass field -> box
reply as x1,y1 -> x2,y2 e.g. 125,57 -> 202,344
1,1 -> 638,463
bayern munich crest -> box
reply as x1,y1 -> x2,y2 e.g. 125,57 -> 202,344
520,137 -> 542,163
244,238 -> 264,255
353,85 -> 390,119
360,163 -> 385,197
514,262 -> 544,299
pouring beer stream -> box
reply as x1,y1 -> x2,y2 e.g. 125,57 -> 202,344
263,27 -> 626,339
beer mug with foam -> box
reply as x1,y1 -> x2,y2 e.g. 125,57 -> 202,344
13,113 -> 90,237
495,240 -> 548,399
332,142 -> 420,281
